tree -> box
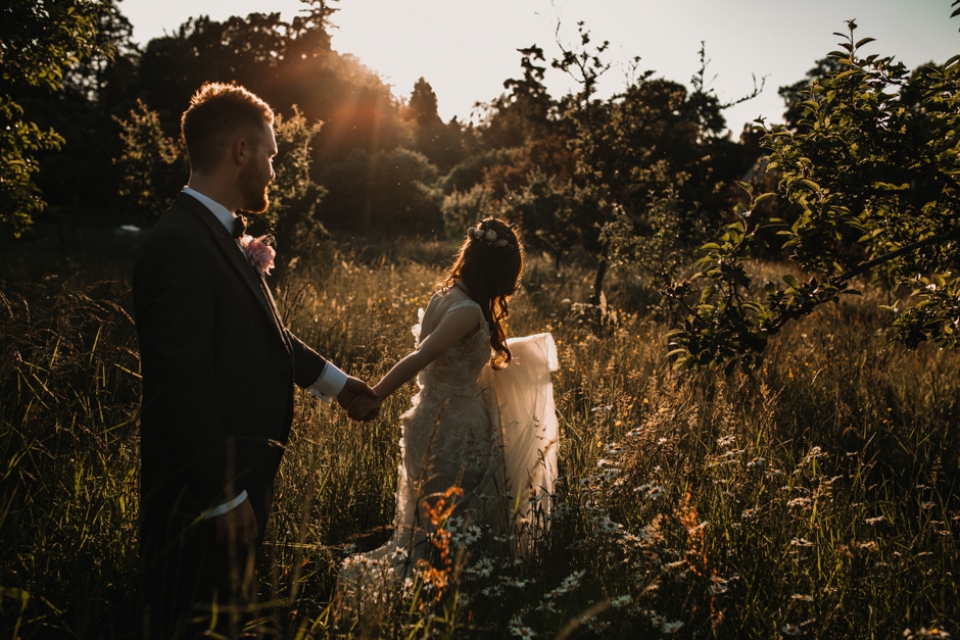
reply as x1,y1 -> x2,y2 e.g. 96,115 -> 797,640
0,0 -> 101,236
405,78 -> 469,170
134,6 -> 404,172
113,100 -> 188,222
318,147 -> 441,236
663,22 -> 960,370
408,78 -> 440,127
545,27 -> 755,302
478,46 -> 556,150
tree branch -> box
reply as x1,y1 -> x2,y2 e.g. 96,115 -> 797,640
831,225 -> 960,284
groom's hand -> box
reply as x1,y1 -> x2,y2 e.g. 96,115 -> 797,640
347,395 -> 381,422
214,497 -> 258,547
337,376 -> 378,420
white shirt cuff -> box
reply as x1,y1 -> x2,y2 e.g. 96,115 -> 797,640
203,490 -> 248,519
307,362 -> 348,403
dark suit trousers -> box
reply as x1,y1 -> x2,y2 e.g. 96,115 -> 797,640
141,504 -> 257,639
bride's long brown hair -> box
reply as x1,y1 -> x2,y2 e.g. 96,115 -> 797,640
440,217 -> 523,369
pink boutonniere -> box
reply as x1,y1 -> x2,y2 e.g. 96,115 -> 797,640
240,235 -> 276,276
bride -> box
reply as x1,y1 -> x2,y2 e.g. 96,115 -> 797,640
341,217 -> 559,597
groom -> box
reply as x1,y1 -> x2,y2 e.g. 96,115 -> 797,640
133,82 -> 376,637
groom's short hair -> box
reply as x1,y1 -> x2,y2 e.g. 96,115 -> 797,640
181,82 -> 275,174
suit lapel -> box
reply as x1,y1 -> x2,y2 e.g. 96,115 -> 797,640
177,193 -> 291,355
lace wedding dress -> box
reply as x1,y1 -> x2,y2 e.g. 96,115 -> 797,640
340,297 -> 558,600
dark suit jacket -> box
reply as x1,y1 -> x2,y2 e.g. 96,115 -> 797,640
133,192 -> 327,530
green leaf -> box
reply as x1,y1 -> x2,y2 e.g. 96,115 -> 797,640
754,192 -> 777,204
783,274 -> 799,289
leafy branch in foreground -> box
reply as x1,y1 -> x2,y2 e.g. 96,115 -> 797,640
664,21 -> 960,369
1,0 -> 102,236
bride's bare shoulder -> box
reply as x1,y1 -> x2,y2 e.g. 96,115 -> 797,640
419,286 -> 475,339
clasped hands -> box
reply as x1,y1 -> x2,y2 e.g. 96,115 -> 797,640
336,375 -> 382,421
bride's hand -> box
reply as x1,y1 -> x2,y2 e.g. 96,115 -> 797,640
336,376 -> 378,421
347,394 -> 381,421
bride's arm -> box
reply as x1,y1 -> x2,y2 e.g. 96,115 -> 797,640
373,308 -> 480,400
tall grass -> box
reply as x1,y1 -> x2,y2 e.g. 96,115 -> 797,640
1,240 -> 957,638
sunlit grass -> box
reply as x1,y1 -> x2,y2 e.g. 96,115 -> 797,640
1,241 -> 957,638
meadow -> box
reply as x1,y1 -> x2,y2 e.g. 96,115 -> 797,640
1,231 -> 958,639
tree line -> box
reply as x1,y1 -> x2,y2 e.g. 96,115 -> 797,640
3,0 -> 958,364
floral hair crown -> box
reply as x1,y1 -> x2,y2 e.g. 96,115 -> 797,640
468,222 -> 513,248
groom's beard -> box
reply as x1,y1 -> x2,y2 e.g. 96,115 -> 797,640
239,163 -> 270,213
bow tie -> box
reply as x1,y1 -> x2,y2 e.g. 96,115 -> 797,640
232,215 -> 247,239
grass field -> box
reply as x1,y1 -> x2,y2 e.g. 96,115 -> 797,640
1,232 -> 958,638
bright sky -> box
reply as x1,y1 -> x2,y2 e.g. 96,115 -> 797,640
121,0 -> 959,136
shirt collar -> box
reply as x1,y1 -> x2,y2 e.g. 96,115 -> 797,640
183,186 -> 235,234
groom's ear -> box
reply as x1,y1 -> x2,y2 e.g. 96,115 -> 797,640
232,136 -> 250,166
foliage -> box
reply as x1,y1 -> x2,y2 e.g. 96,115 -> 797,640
441,184 -> 494,240
0,98 -> 65,235
0,0 -> 102,235
319,147 -> 442,236
601,188 -> 704,287
777,56 -> 845,130
664,23 -> 960,369
477,45 -> 557,150
255,108 -> 328,278
403,77 -> 472,171
498,168 -> 604,270
113,100 -> 186,221
438,148 -> 515,195
135,6 -> 405,171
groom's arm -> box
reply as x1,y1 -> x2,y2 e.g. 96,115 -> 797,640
286,332 -> 377,413
285,332 -> 341,399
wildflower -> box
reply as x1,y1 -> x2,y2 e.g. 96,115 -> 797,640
709,576 -> 730,595
621,532 -> 643,546
501,577 -> 531,589
467,556 -> 495,578
646,484 -> 665,500
904,628 -> 952,639
742,508 -> 758,520
865,516 -> 886,525
598,516 -> 622,533
790,538 -> 814,548
788,497 -> 812,508
662,620 -> 685,633
921,502 -> 936,510
609,594 -> 632,608
535,600 -> 558,613
782,623 -> 801,636
509,625 -> 536,638
482,585 -> 504,597
791,594 -> 814,602
747,456 -> 767,469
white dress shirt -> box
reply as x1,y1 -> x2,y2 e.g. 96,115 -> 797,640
181,187 -> 348,518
